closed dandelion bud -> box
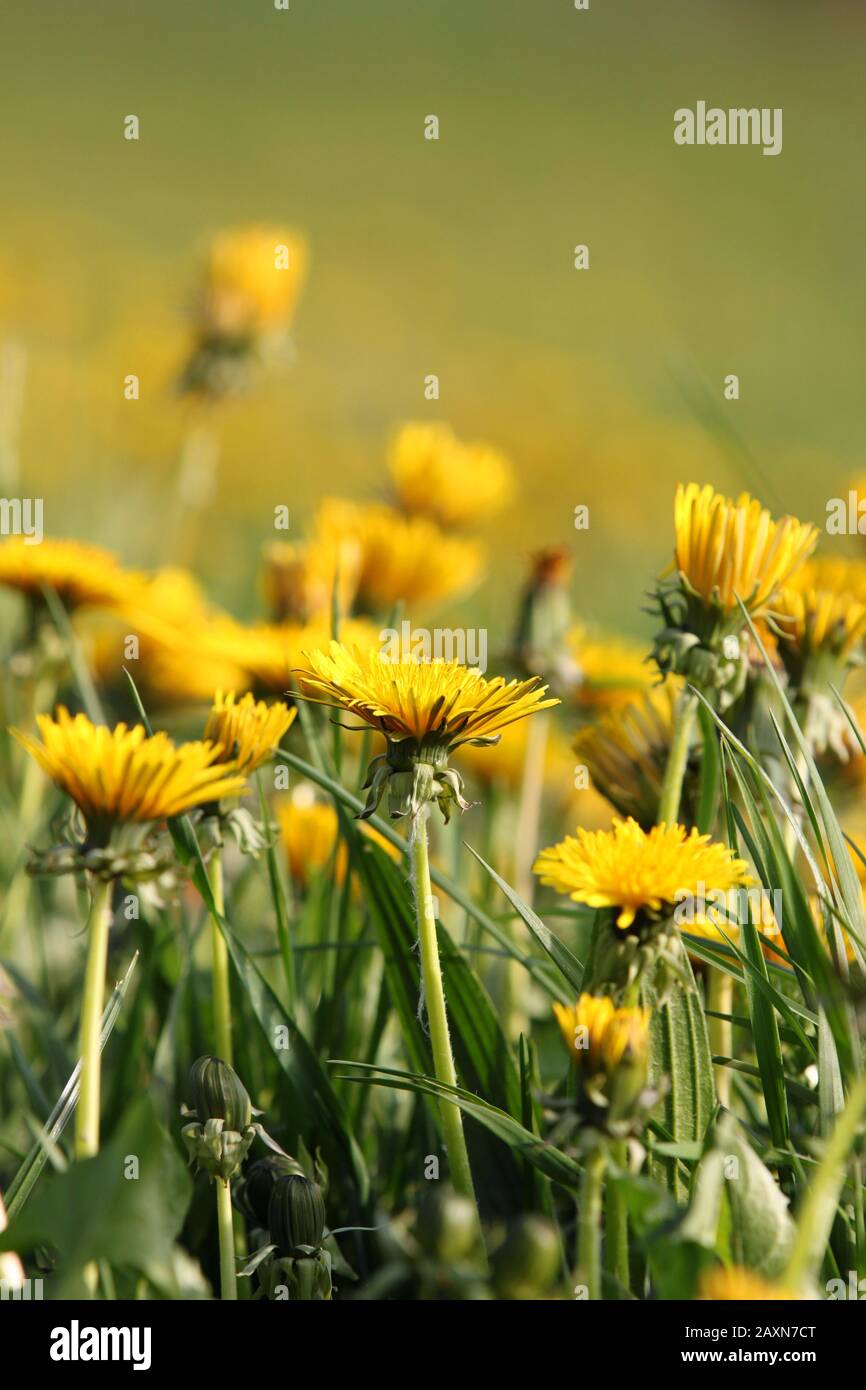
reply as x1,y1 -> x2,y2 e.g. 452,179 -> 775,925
181,1056 -> 256,1182
188,1055 -> 252,1131
513,547 -> 572,684
492,1217 -> 560,1300
415,1189 -> 478,1263
240,1155 -> 306,1229
268,1174 -> 326,1256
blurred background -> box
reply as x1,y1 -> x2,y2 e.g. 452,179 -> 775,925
0,0 -> 863,631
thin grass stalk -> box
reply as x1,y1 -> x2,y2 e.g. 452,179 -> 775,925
707,967 -> 732,1106
257,773 -> 295,1011
74,876 -> 114,1160
409,806 -> 478,1213
578,1147 -> 606,1300
208,850 -> 233,1065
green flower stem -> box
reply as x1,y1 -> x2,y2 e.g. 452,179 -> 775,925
578,1147 -> 606,1301
605,1140 -> 629,1292
208,850 -> 233,1066
708,965 -> 732,1106
410,807 -> 478,1213
657,686 -> 698,826
216,1177 -> 237,1300
74,876 -> 114,1161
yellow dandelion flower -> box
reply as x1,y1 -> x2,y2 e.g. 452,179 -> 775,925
552,993 -> 650,1072
0,538 -> 136,612
120,565 -> 214,635
146,636 -> 251,706
277,786 -> 399,888
11,708 -> 247,840
673,483 -> 818,615
261,537 -> 361,624
566,624 -> 653,709
224,615 -> 380,694
145,614 -> 379,702
388,421 -> 515,529
533,816 -> 750,930
299,641 -> 558,819
203,691 -> 296,775
300,641 -> 558,744
775,556 -> 866,662
573,680 -> 680,826
278,794 -> 347,886
198,223 -> 308,338
698,1266 -> 798,1301
81,566 -> 220,694
313,498 -> 484,611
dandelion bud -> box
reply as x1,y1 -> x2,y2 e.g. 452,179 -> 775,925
268,1174 -> 327,1257
513,547 -> 572,685
491,1216 -> 560,1300
188,1055 -> 252,1132
238,1155 -> 306,1229
414,1189 -> 478,1263
181,1056 -> 256,1182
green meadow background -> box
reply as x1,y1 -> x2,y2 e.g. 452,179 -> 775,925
0,0 -> 863,630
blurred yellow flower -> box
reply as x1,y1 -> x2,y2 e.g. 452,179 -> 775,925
279,794 -> 348,885
198,223 -> 308,339
553,993 -> 650,1072
121,565 -> 214,635
11,707 -> 247,838
673,483 -> 817,615
534,816 -> 750,930
388,421 -> 515,529
225,616 -> 380,694
204,691 -> 296,774
313,498 -> 484,611
261,537 -> 361,623
145,614 -> 378,702
566,623 -> 653,708
277,785 -> 398,887
698,1267 -> 797,1301
145,637 -> 250,706
81,566 -> 219,692
0,538 -> 136,612
455,717 -> 574,798
775,556 -> 866,662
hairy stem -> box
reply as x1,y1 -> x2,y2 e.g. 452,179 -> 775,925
74,876 -> 113,1160
410,807 -> 478,1213
216,1178 -> 237,1300
578,1147 -> 606,1301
